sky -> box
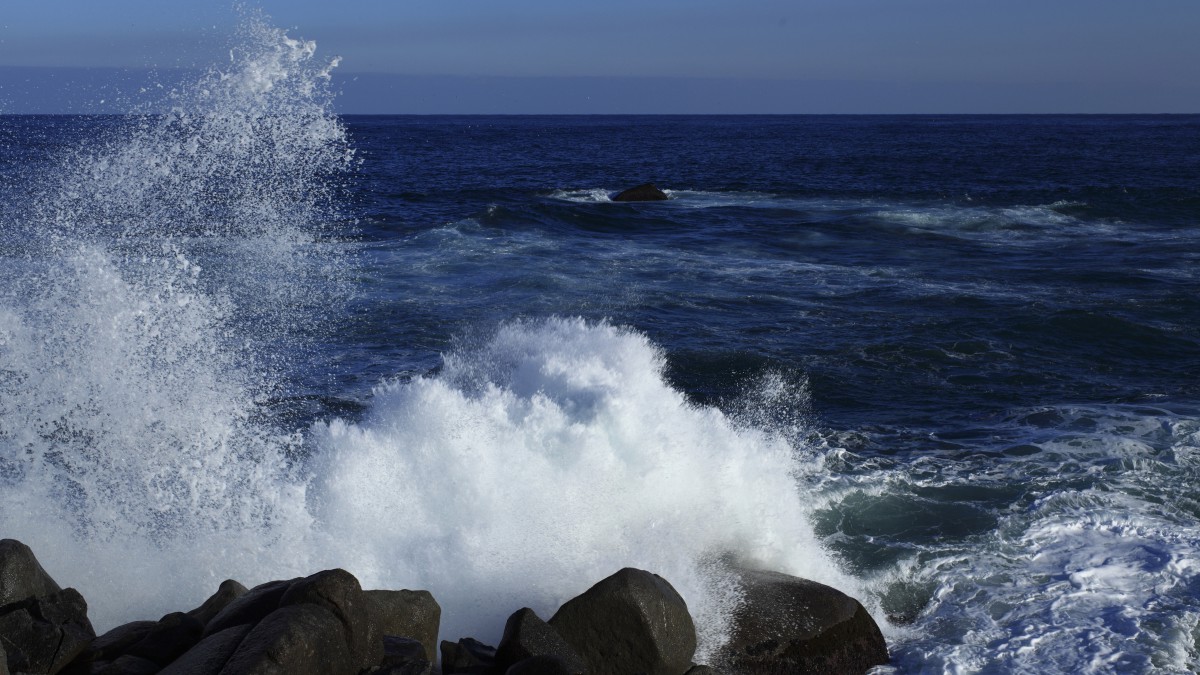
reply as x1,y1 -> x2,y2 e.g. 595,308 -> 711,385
1,0 -> 1198,113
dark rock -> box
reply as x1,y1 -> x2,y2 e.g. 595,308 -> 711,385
0,587 -> 95,675
684,666 -> 719,675
201,578 -> 295,638
157,624 -> 252,675
548,568 -> 696,675
504,654 -> 584,675
85,621 -> 156,662
377,636 -> 432,675
494,609 -> 582,673
364,589 -> 440,664
0,540 -> 63,607
720,568 -> 888,674
612,183 -> 669,202
1,641 -> 8,675
440,637 -> 497,674
123,611 -> 203,666
91,654 -> 159,675
187,580 -> 249,627
221,603 -> 353,675
278,568 -> 381,672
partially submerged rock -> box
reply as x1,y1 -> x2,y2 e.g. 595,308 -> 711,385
719,568 -> 888,674
612,183 -> 669,202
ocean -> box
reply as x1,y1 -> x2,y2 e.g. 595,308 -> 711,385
2,17 -> 1199,674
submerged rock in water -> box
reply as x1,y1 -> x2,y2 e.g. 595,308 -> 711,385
549,567 -> 696,675
612,183 -> 669,201
719,568 -> 888,674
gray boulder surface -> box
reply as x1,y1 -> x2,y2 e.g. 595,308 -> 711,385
0,540 -> 63,607
187,580 -> 249,627
719,568 -> 888,674
548,567 -> 696,675
364,589 -> 440,664
0,588 -> 95,675
440,637 -> 496,674
503,654 -> 584,675
201,578 -> 296,638
494,608 -> 583,674
156,624 -> 253,675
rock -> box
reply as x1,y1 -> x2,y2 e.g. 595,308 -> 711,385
720,568 -> 888,674
201,578 -> 295,638
440,637 -> 497,674
91,654 -> 159,675
187,580 -> 249,627
1,642 -> 8,675
157,624 -> 252,675
0,540 -> 63,606
122,611 -> 204,667
504,654 -> 584,675
86,620 -> 157,662
278,568 -> 381,672
221,603 -> 353,675
364,589 -> 440,664
611,183 -> 669,202
684,666 -> 719,675
376,636 -> 431,675
494,609 -> 583,673
0,588 -> 95,675
548,568 -> 696,675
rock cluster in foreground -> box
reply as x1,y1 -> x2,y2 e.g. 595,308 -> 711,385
0,538 -> 888,674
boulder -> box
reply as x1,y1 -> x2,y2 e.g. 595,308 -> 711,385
376,636 -> 432,675
1,642 -> 8,675
85,620 -> 157,662
0,588 -> 95,675
221,603 -> 354,675
684,666 -> 720,675
611,183 -> 669,202
364,589 -> 440,663
719,568 -> 888,674
187,580 -> 249,627
201,578 -> 295,638
157,624 -> 252,675
548,568 -> 696,675
122,611 -> 204,667
91,655 -> 159,675
0,540 -> 62,606
494,608 -> 583,673
440,637 -> 496,674
278,568 -> 381,671
504,654 -> 584,675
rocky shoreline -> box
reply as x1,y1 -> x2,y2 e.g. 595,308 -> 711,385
0,539 -> 888,674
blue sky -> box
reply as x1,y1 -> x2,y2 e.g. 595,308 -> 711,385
2,1 -> 1198,113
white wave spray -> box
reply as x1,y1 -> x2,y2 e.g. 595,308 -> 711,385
0,14 -> 854,659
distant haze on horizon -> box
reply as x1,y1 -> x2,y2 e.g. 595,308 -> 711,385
1,0 -> 1197,114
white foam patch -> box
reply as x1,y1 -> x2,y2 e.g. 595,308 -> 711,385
308,317 -> 855,656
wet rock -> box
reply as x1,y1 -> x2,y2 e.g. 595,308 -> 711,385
440,637 -> 497,674
548,568 -> 695,675
612,183 -> 669,202
278,568 -> 381,671
123,611 -> 204,667
494,608 -> 582,673
187,579 -> 249,627
91,654 -> 159,675
504,654 -> 584,675
86,621 -> 156,662
221,603 -> 353,675
1,642 -> 8,675
0,540 -> 62,606
684,665 -> 719,675
201,578 -> 295,638
720,568 -> 888,674
157,624 -> 252,675
364,589 -> 440,663
0,588 -> 95,675
375,635 -> 432,675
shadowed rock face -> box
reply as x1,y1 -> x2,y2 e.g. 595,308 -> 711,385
720,568 -> 888,674
549,567 -> 696,675
0,540 -> 63,607
612,183 -> 669,201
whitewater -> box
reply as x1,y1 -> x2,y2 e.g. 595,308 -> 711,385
3,13 -> 1200,674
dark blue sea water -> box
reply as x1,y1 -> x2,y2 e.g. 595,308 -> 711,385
1,21 -> 1198,674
